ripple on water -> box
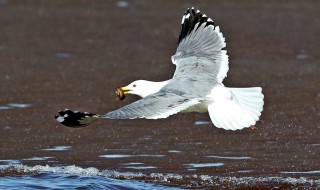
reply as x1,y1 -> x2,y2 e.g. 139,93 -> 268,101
168,150 -> 182,153
121,163 -> 157,170
7,103 -> 32,108
206,155 -> 252,160
138,136 -> 153,140
100,154 -> 165,158
116,1 -> 129,8
184,163 -> 225,168
124,166 -> 157,170
281,171 -> 320,174
22,157 -> 54,161
237,170 -> 254,173
0,106 -> 10,110
0,160 -> 21,164
43,146 -> 72,151
121,163 -> 144,165
194,121 -> 212,125
100,154 -> 133,158
56,52 -> 74,59
0,103 -> 32,110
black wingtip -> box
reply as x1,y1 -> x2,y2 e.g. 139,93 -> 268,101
55,109 -> 97,128
178,8 -> 215,44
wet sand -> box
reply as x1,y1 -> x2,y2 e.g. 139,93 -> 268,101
0,0 -> 319,188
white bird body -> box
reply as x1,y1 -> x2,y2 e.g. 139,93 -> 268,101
124,80 -> 263,130
55,8 -> 264,131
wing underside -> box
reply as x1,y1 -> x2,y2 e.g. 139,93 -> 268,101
103,92 -> 200,119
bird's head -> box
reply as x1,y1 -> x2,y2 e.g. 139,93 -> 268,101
116,80 -> 168,99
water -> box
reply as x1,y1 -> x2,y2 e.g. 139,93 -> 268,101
1,1 -> 320,189
0,165 -> 183,190
1,164 -> 319,189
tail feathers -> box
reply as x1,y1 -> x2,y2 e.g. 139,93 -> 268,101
55,109 -> 100,128
208,87 -> 264,130
229,87 -> 264,121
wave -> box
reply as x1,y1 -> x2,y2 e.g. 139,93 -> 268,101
1,164 -> 319,189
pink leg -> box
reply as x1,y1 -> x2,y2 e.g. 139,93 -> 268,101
250,125 -> 257,130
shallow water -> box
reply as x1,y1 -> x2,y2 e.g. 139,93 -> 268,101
1,164 -> 319,189
1,165 -> 184,190
0,0 -> 319,189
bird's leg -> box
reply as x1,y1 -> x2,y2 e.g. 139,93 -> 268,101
250,125 -> 257,130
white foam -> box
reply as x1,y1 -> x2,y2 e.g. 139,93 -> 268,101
0,164 -> 319,188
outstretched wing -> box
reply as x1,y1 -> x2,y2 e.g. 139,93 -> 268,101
103,92 -> 199,119
55,92 -> 200,128
171,8 -> 228,82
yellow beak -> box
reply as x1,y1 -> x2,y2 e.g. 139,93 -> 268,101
121,87 -> 131,94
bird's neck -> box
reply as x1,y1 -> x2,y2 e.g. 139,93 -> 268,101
139,80 -> 170,98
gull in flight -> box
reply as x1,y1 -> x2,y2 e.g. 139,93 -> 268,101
55,8 -> 264,130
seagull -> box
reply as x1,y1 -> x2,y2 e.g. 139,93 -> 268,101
55,8 -> 264,130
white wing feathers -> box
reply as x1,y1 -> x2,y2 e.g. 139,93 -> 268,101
175,25 -> 226,56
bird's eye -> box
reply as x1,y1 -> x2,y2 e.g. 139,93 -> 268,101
133,84 -> 136,87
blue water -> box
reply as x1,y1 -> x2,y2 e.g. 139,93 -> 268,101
0,165 -> 183,190
1,164 -> 319,189
2,173 -> 175,190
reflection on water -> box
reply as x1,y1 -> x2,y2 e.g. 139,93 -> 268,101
0,103 -> 32,110
121,162 -> 144,165
184,163 -> 225,168
22,157 -> 54,161
168,150 -> 181,153
100,154 -> 166,158
0,160 -> 20,164
296,49 -> 310,60
281,171 -> 320,174
0,106 -> 10,110
194,121 -> 212,125
237,170 -> 253,173
55,53 -> 74,59
116,0 -> 129,8
43,146 -> 72,151
100,154 -> 133,158
124,166 -> 157,170
7,103 -> 32,108
207,155 -> 252,160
